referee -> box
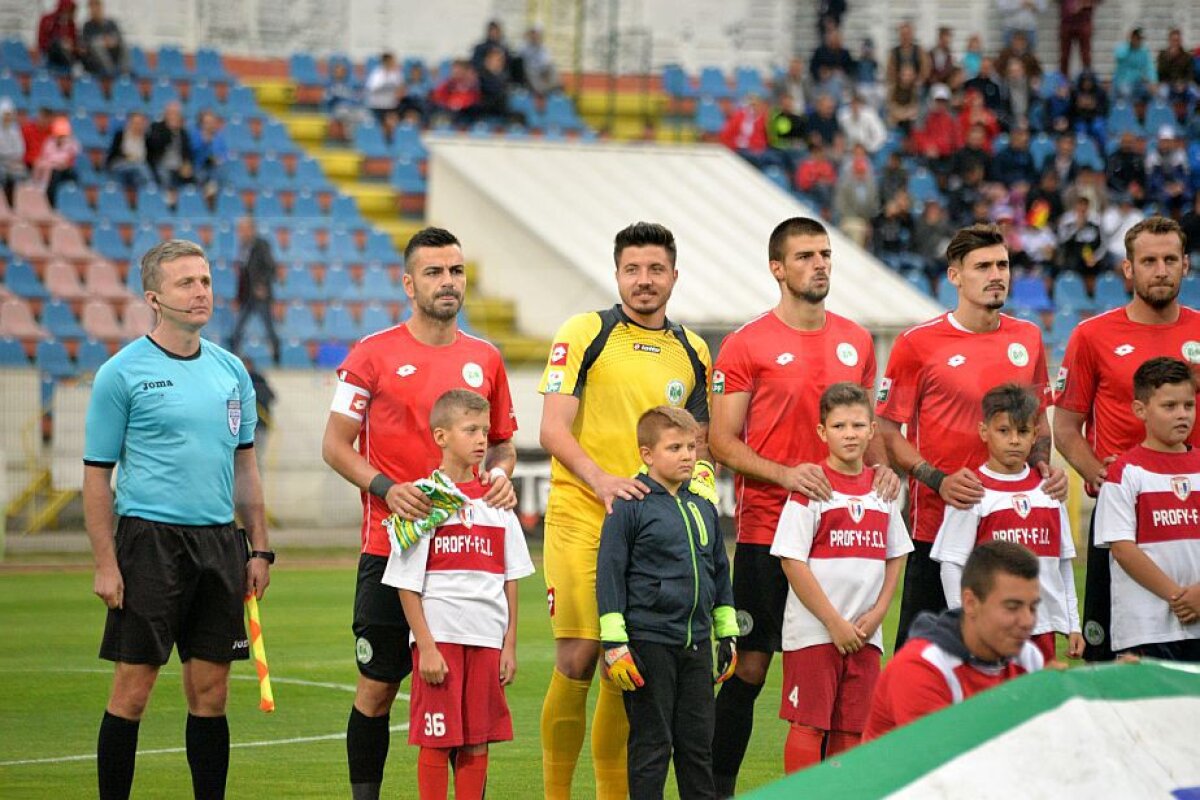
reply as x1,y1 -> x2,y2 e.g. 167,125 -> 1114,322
84,240 -> 272,800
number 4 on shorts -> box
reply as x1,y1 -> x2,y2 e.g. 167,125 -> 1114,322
423,712 -> 446,737
788,685 -> 799,707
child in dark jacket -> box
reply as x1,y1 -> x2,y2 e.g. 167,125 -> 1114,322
596,406 -> 739,800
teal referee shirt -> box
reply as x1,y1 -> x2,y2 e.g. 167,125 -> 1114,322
83,336 -> 258,525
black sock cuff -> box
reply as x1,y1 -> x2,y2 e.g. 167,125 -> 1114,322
349,706 -> 390,730
102,711 -> 141,732
721,674 -> 765,702
186,714 -> 229,730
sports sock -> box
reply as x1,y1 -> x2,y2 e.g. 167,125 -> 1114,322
711,674 -> 763,794
825,730 -> 861,757
540,668 -> 591,799
454,750 -> 489,799
97,710 -> 140,800
185,713 -> 230,800
783,724 -> 824,774
591,673 -> 630,800
417,747 -> 450,800
347,706 -> 390,799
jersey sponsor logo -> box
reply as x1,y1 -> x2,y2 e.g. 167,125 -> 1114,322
545,369 -> 564,393
1182,341 -> 1200,364
712,369 -> 726,394
550,342 -> 569,365
947,354 -> 966,367
876,376 -> 892,403
462,362 -> 484,388
1054,366 -> 1068,394
397,364 -> 417,377
227,398 -> 241,436
776,352 -> 795,366
666,379 -> 686,406
1012,493 -> 1032,519
836,342 -> 859,366
633,342 -> 662,354
1172,476 -> 1192,502
352,397 -> 367,412
847,497 -> 865,523
1008,343 -> 1029,367
232,638 -> 249,650
1114,344 -> 1134,357
141,379 -> 174,390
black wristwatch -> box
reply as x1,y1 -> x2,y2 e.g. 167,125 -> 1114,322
249,550 -> 276,565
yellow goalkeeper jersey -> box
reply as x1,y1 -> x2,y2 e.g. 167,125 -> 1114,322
538,304 -> 711,533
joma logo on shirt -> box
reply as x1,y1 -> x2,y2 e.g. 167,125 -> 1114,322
141,380 -> 174,390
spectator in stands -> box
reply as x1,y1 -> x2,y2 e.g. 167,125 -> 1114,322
365,51 -> 405,124
1021,210 -> 1058,269
21,107 -> 53,171
472,20 -> 512,76
958,90 -> 1000,151
816,0 -> 846,36
1101,192 -> 1145,263
1145,127 -> 1192,218
837,90 -> 887,154
721,94 -> 770,163
190,110 -> 229,200
854,39 -> 882,102
871,188 -> 914,256
1027,168 -> 1066,226
810,26 -> 855,98
879,149 -> 908,198
948,162 -> 988,225
241,356 -> 275,478
324,61 -> 365,141
1058,0 -> 1098,75
767,93 -> 808,159
38,0 -> 78,73
1049,133 -> 1079,186
913,84 -> 961,168
477,47 -> 514,125
794,136 -> 838,214
996,30 -> 1043,83
1065,163 -> 1109,214
805,93 -> 842,150
1105,131 -> 1147,201
995,205 -> 1033,269
80,0 -> 128,78
1181,194 -> 1200,259
33,116 -> 78,206
231,216 -> 281,363
963,58 -> 1006,117
886,20 -> 930,91
431,59 -> 481,126
991,124 -> 1038,188
928,27 -> 957,87
105,111 -> 153,191
996,0 -> 1046,49
1069,70 -> 1108,150
951,123 -> 992,179
519,25 -> 559,98
961,34 -> 984,80
0,99 -> 27,204
147,101 -> 195,197
913,198 -> 954,272
1000,60 -> 1036,127
1056,194 -> 1105,279
777,57 -> 808,113
834,147 -> 880,240
1112,28 -> 1156,99
1156,29 -> 1193,89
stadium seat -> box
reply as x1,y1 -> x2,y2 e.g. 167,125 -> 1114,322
321,302 -> 357,340
1106,102 -> 1142,138
278,266 -> 320,303
44,259 -> 88,301
315,340 -> 350,368
902,269 -> 930,296
327,228 -> 360,262
260,122 -> 297,155
35,339 -> 74,378
353,123 -> 390,158
252,191 -> 285,219
223,119 -> 257,154
90,222 -> 130,261
1009,275 -> 1053,313
323,266 -> 354,300
289,53 -> 322,85
72,78 -> 110,115
128,45 -> 152,79
155,46 -> 190,80
330,194 -> 366,228
697,67 -> 732,99
279,339 -> 313,368
0,74 -> 25,109
204,304 -> 233,342
49,221 -> 95,262
1093,271 -> 1129,310
1030,134 -> 1055,170
148,80 -> 181,115
81,299 -> 124,340
71,112 -> 106,150
294,158 -> 330,191
907,168 -> 940,206
136,185 -> 171,218
175,186 -> 211,220
694,98 -> 725,135
130,226 -> 161,268
1054,271 -> 1093,312
0,39 -> 36,74
224,85 -> 262,119
85,260 -> 131,301
364,230 -> 399,263
733,67 -> 767,99
1048,308 -> 1078,346
0,336 -> 28,366
1181,274 -> 1200,308
122,301 -> 156,339
256,159 -> 292,191
170,222 -> 203,246
543,93 -> 582,131
0,297 -> 49,339
211,264 -> 236,302
282,228 -> 321,264
1145,102 -> 1176,136
10,220 -> 52,262
358,265 -> 400,303
360,302 -> 393,333
215,187 -> 247,218
5,258 -> 50,299
42,299 -> 85,339
390,158 -> 426,193
186,81 -> 220,116
239,337 -> 274,364
14,183 -> 59,224
55,183 -> 94,224
194,48 -> 230,82
96,184 -> 138,225
29,74 -> 68,111
1073,136 -> 1102,171
281,302 -> 318,340
392,124 -> 427,160
660,64 -> 692,98
76,337 -> 110,372
290,190 -> 322,221
936,277 -> 958,309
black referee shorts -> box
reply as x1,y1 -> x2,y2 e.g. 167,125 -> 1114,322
100,516 -> 249,666
352,553 -> 413,684
731,543 -> 790,654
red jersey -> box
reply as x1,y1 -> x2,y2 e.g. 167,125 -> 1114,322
876,312 -> 1049,542
333,325 -> 516,556
714,310 -> 876,545
1055,306 -> 1200,490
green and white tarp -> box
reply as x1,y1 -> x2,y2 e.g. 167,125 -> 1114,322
745,661 -> 1200,799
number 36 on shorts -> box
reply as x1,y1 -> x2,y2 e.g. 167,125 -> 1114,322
423,712 -> 446,737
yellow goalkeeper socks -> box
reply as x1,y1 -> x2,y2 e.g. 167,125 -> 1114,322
541,668 -> 591,799
591,674 -> 629,800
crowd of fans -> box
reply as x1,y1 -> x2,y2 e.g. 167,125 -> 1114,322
715,13 -> 1200,287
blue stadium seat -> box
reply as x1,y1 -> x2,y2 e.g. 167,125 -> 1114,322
330,194 -> 366,228
364,230 -> 399,263
186,81 -> 219,116
543,93 -> 582,131
35,339 -> 74,378
390,158 -> 426,193
71,112 -> 106,150
282,228 -> 321,264
208,223 -> 237,260
1145,102 -> 1176,136
204,304 -> 233,342
175,186 -> 211,220
252,190 -> 285,219
907,168 -> 940,206
279,339 -> 312,368
56,183 -> 94,223
260,121 -> 297,155
224,85 -> 261,118
130,227 -> 162,268
128,45 -> 152,79
762,165 -> 790,191
290,190 -> 322,221
281,302 -> 318,340
936,277 -> 958,309
109,78 -> 144,116
1093,271 -> 1129,310
42,300 -> 86,339
1009,275 -> 1053,312
289,53 -> 321,85
1054,271 -> 1093,312
0,337 -> 27,366
194,48 -> 229,82
660,64 -> 692,99
1030,134 -> 1055,170
76,338 -> 110,372
321,302 -> 358,340
6,260 -> 49,300
353,124 -> 390,158
91,223 -> 130,261
508,90 -> 536,125
1048,308 -> 1078,346
1106,102 -> 1142,138
239,337 -> 274,364
136,185 -> 171,219
155,46 -> 190,81
0,74 -> 25,109
1039,71 -> 1067,99
1181,274 -> 1200,308
322,266 -> 354,300
697,67 -> 732,99
392,123 -> 427,160
328,54 -> 355,84
256,159 -> 291,191
327,229 -> 360,262
72,76 -> 110,114
278,267 -> 320,302
902,269 -> 930,296
694,98 -> 725,135
315,340 -> 350,368
29,73 -> 68,111
215,187 -> 247,218
359,302 -> 394,333
96,184 -> 138,225
0,39 -> 36,74
223,119 -> 257,153
294,158 -> 330,192
149,80 -> 181,115
733,67 -> 766,99
1073,135 -> 1102,171
211,264 -> 236,302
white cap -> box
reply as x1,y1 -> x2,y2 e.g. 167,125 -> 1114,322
931,84 -> 951,101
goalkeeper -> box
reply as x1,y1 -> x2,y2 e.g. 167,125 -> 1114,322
596,407 -> 737,800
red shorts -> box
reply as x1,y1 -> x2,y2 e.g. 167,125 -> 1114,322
408,643 -> 513,748
1031,632 -> 1057,664
780,643 -> 881,734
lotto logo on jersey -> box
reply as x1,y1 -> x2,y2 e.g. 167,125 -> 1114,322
1172,476 -> 1192,502
633,342 -> 662,354
546,587 -> 556,617
550,342 -> 569,365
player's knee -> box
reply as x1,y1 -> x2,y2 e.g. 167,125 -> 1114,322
733,651 -> 771,685
355,676 -> 400,716
555,640 -> 600,680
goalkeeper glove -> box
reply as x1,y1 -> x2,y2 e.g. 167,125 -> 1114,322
689,459 -> 719,506
715,636 -> 737,684
602,644 -> 645,691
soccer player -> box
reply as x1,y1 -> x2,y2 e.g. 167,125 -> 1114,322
383,389 -> 535,799
84,239 -> 271,800
1054,216 -> 1200,661
876,223 -> 1064,651
932,384 -> 1084,665
709,216 -> 895,796
539,222 -> 711,800
595,406 -> 738,800
771,384 -> 912,773
1094,357 -> 1200,661
861,540 -> 1045,741
321,227 -> 518,800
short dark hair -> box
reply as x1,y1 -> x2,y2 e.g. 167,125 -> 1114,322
636,406 -> 698,448
961,540 -> 1039,600
141,239 -> 207,292
1133,357 -> 1195,403
613,222 -> 676,267
1124,216 -> 1187,262
430,388 -> 490,430
768,217 -> 829,262
945,223 -> 1004,266
981,383 -> 1040,427
819,382 -> 872,423
404,227 -> 461,271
